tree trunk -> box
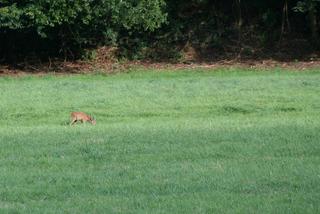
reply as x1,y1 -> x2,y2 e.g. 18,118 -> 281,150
280,0 -> 291,42
308,8 -> 318,45
307,0 -> 319,47
235,0 -> 242,41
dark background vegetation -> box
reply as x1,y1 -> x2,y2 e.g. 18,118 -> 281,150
1,0 -> 320,65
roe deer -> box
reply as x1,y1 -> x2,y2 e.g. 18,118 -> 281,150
70,112 -> 96,125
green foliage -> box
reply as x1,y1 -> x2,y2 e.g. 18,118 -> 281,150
1,0 -> 320,61
0,0 -> 167,60
0,4 -> 23,29
294,0 -> 320,13
0,0 -> 166,33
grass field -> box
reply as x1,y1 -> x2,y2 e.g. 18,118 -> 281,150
0,68 -> 320,213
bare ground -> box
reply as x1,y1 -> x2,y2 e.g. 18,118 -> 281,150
1,58 -> 320,77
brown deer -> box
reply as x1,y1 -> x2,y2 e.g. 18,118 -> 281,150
70,112 -> 96,125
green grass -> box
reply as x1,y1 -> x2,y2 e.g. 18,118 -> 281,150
0,68 -> 320,213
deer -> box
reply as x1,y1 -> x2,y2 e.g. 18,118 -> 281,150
70,112 -> 96,125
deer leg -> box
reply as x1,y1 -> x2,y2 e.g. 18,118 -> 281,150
70,119 -> 77,125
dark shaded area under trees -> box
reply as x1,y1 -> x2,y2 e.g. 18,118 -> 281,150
1,0 -> 320,67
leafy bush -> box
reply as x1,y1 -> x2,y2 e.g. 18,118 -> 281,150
1,0 -> 320,63
0,0 -> 167,61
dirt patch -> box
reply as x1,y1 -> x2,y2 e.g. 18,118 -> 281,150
1,57 -> 320,77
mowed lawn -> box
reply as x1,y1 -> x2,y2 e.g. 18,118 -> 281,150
0,69 -> 320,213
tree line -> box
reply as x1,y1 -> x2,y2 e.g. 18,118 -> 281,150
0,0 -> 319,63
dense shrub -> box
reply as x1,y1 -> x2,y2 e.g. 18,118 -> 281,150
0,0 -> 166,62
1,0 -> 320,63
